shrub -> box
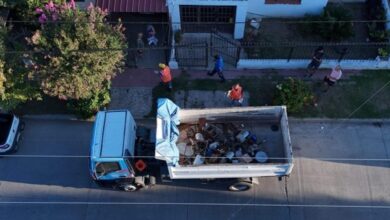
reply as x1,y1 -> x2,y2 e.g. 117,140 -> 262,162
67,82 -> 111,119
301,5 -> 354,41
273,78 -> 315,113
28,1 -> 126,100
367,0 -> 388,42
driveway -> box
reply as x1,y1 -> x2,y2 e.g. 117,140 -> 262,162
0,118 -> 389,220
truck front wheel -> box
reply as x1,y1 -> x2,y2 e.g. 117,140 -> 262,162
228,182 -> 252,192
119,183 -> 138,192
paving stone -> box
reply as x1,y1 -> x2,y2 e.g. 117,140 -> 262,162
109,87 -> 153,118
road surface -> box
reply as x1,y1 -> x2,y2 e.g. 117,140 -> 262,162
0,118 -> 389,220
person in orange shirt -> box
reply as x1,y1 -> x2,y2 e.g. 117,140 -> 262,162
227,83 -> 244,106
155,63 -> 172,91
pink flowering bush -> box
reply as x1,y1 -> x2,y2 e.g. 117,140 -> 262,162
28,0 -> 126,117
35,0 -> 78,24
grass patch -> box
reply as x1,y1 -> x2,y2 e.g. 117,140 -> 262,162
309,70 -> 390,118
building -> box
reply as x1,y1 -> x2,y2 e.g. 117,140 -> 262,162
167,0 -> 328,39
92,0 -> 329,39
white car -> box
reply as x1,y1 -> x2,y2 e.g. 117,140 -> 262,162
0,113 -> 24,154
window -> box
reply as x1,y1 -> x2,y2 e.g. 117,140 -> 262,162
95,162 -> 121,177
265,0 -> 301,4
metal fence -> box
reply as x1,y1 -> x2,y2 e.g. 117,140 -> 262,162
210,30 -> 241,67
241,43 -> 386,60
175,42 -> 209,67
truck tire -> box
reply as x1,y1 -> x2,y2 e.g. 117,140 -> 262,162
119,183 -> 138,192
228,182 -> 252,192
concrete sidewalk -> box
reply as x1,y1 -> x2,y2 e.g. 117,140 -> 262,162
112,68 -> 362,88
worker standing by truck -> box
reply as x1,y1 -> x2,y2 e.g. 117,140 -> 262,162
155,63 -> 172,91
227,83 -> 244,106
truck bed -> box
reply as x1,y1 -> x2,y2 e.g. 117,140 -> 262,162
171,106 -> 293,179
177,120 -> 287,166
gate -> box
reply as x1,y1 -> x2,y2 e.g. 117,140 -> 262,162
210,31 -> 241,67
175,42 -> 208,67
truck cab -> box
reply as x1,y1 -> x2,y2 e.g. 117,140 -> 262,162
0,113 -> 24,154
90,110 -> 138,191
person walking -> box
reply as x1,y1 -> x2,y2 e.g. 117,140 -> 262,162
227,83 -> 244,106
136,33 -> 144,57
322,65 -> 342,92
306,46 -> 324,77
207,54 -> 226,83
155,63 -> 172,91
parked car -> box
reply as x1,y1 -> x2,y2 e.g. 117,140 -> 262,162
0,113 -> 24,154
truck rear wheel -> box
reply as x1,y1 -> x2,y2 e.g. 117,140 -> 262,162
228,182 -> 252,192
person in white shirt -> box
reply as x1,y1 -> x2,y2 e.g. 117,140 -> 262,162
323,65 -> 342,92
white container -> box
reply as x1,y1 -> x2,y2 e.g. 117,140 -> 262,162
255,151 -> 268,163
236,131 -> 250,143
177,143 -> 194,157
193,155 -> 204,165
209,142 -> 219,149
195,133 -> 204,141
226,152 -> 235,160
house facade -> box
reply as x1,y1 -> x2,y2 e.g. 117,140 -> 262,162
247,0 -> 327,18
167,0 -> 327,39
92,0 -> 328,39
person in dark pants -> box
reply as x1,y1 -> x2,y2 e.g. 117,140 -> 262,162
154,63 -> 172,91
306,46 -> 324,77
207,55 -> 226,82
322,65 -> 342,92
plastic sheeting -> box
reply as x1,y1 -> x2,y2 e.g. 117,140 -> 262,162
155,98 -> 180,165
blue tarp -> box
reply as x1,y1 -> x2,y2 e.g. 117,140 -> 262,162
155,98 -> 180,165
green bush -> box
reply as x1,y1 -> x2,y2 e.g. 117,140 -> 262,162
368,22 -> 389,42
301,5 -> 354,41
67,82 -> 111,119
367,0 -> 388,42
273,78 -> 315,113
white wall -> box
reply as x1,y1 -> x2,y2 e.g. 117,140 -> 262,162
237,58 -> 390,70
381,0 -> 390,30
328,0 -> 365,2
247,0 -> 327,18
167,0 -> 249,39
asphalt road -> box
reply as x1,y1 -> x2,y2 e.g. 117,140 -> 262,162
0,118 -> 390,220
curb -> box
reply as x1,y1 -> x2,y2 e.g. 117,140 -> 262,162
22,114 -> 93,121
289,117 -> 390,124
22,114 -> 390,124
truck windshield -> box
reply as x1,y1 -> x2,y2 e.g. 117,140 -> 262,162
95,162 -> 121,177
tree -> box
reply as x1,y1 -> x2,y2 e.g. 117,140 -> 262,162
0,23 -> 41,111
29,1 -> 126,101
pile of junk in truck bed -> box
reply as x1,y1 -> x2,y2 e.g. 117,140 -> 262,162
177,119 -> 271,166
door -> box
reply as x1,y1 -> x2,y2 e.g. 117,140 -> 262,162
180,5 -> 236,34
